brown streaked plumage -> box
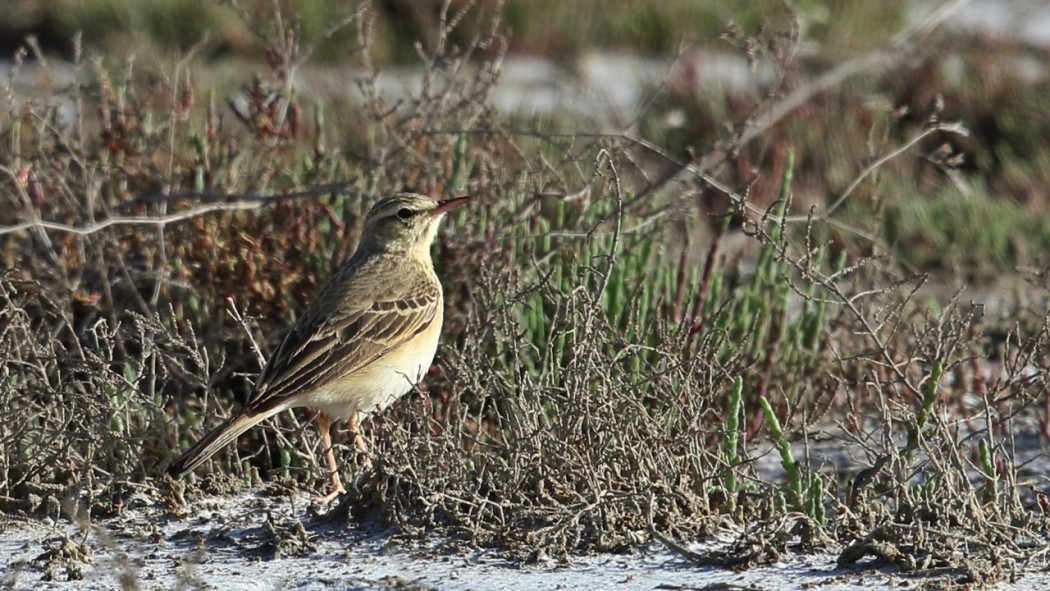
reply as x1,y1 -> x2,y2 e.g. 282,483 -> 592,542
168,193 -> 468,504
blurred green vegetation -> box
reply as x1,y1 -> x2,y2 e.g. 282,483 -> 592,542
880,183 -> 1050,279
1,0 -> 908,62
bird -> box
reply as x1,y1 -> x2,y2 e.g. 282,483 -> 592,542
168,192 -> 468,505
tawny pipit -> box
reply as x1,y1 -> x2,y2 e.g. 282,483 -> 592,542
168,193 -> 468,504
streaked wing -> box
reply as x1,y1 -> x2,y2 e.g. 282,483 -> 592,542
245,277 -> 439,412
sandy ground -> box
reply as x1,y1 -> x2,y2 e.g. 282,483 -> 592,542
0,488 -> 1043,591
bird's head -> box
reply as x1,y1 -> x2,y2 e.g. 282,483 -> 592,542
359,192 -> 469,256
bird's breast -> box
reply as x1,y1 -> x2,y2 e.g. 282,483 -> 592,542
303,311 -> 443,423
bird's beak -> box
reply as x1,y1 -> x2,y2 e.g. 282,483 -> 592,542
430,196 -> 470,217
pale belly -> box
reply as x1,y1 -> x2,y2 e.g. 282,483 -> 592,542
297,316 -> 442,423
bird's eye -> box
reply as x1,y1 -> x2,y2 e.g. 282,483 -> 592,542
396,208 -> 415,220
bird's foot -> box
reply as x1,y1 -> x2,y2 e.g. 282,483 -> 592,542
312,484 -> 347,507
312,470 -> 348,506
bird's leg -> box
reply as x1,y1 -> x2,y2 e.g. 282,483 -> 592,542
313,413 -> 346,506
349,412 -> 374,473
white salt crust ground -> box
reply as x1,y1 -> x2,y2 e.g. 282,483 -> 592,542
0,488 -> 1040,591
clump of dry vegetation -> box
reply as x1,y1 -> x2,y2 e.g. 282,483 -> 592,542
3,1 -> 1050,587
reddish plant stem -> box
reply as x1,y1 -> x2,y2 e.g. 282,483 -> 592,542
672,244 -> 689,323
688,221 -> 727,335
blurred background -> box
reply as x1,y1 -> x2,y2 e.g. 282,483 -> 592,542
4,0 -> 1050,281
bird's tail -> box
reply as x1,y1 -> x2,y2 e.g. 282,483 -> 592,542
167,410 -> 279,478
